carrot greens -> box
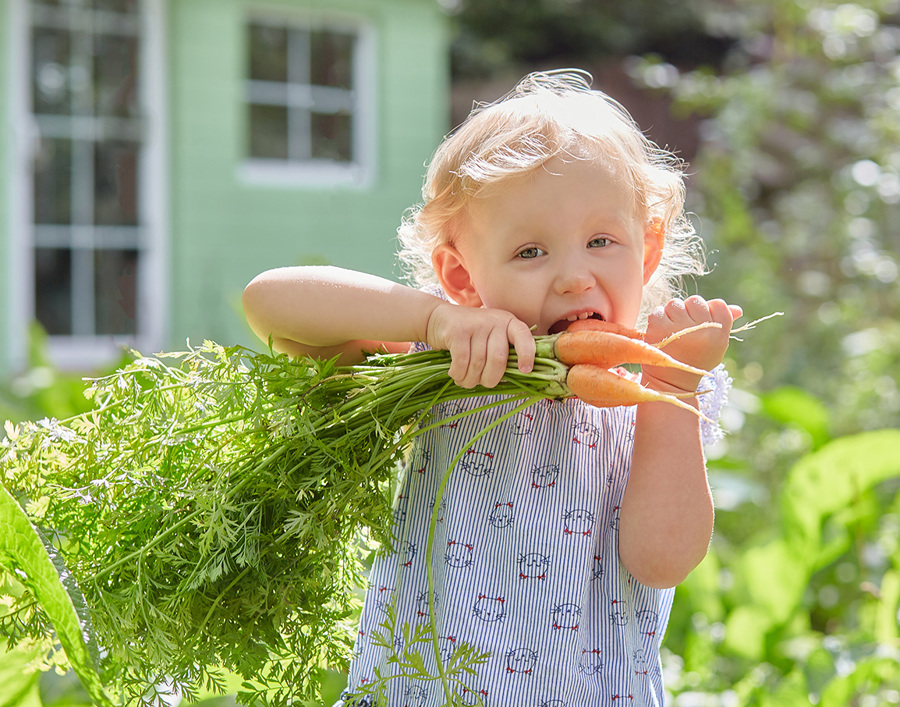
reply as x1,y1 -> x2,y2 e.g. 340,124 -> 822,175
0,340 -> 569,705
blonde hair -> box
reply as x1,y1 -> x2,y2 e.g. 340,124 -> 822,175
397,69 -> 705,317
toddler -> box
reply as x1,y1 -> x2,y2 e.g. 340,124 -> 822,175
243,70 -> 741,707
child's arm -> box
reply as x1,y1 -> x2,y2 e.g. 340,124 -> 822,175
618,295 -> 742,589
242,265 -> 535,388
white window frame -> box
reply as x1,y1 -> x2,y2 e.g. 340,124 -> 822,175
7,0 -> 168,372
237,10 -> 377,189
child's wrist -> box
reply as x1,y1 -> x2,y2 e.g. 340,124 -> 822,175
421,298 -> 451,348
640,368 -> 702,397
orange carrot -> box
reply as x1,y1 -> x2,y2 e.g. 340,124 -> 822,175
550,330 -> 708,377
566,365 -> 711,420
565,318 -> 644,338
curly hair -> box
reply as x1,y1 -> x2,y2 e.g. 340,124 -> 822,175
396,69 -> 705,319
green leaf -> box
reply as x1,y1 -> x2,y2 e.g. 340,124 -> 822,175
722,604 -> 769,660
759,385 -> 831,448
0,644 -> 42,707
0,485 -> 114,707
758,667 -> 809,707
818,656 -> 900,707
721,429 -> 900,656
875,569 -> 900,644
731,538 -> 808,628
781,429 -> 900,561
678,550 -> 725,622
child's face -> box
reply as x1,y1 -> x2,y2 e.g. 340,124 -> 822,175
446,156 -> 659,335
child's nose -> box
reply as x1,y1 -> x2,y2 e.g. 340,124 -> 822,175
554,259 -> 594,294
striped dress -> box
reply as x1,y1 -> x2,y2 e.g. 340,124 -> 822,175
340,365 -> 730,707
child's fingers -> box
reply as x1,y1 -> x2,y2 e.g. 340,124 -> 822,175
643,296 -> 743,390
480,327 -> 514,388
683,295 -> 711,323
707,299 -> 739,327
508,319 -> 536,374
654,296 -> 738,332
446,340 -> 473,386
453,329 -> 493,389
475,318 -> 533,388
439,308 -> 533,388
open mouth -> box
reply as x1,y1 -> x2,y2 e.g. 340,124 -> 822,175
547,312 -> 604,335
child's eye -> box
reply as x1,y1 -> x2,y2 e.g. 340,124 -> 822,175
588,236 -> 610,248
517,246 -> 545,259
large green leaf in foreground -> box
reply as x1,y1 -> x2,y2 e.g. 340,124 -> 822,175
0,484 -> 113,707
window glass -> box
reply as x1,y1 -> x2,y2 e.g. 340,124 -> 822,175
92,0 -> 139,13
95,249 -> 138,335
27,0 -> 148,342
311,111 -> 352,162
32,28 -> 73,115
249,24 -> 288,82
33,138 -> 73,225
246,19 -> 361,166
310,31 -> 354,89
94,141 -> 139,226
93,33 -> 139,117
249,104 -> 289,159
34,248 -> 73,336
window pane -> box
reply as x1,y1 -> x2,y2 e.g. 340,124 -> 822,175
92,0 -> 140,13
249,24 -> 288,82
33,138 -> 73,225
311,111 -> 352,162
32,28 -> 72,115
310,31 -> 354,89
95,141 -> 139,225
94,33 -> 139,117
249,104 -> 289,159
35,248 -> 73,336
95,249 -> 137,335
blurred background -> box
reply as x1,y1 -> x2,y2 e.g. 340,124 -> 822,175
1,0 -> 899,704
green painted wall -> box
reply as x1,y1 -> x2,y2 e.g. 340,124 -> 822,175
165,0 -> 450,349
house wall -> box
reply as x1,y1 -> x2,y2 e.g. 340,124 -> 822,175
165,0 -> 450,350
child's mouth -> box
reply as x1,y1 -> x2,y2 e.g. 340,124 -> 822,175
547,312 -> 604,335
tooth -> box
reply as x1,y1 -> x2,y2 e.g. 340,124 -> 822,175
579,312 -> 590,320
567,315 -> 576,321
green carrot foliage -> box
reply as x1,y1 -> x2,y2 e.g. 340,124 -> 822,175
0,340 -> 570,705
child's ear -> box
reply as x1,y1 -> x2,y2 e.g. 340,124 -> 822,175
432,243 -> 483,307
642,218 -> 665,283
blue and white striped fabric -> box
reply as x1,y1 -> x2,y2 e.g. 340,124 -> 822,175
340,366 -> 730,707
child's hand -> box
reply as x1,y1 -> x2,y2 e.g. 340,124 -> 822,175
641,296 -> 742,393
426,303 -> 536,389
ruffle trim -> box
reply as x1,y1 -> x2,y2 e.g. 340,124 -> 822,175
698,363 -> 732,446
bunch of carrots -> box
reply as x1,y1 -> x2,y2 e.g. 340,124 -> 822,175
0,316 -> 773,706
530,318 -> 720,416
